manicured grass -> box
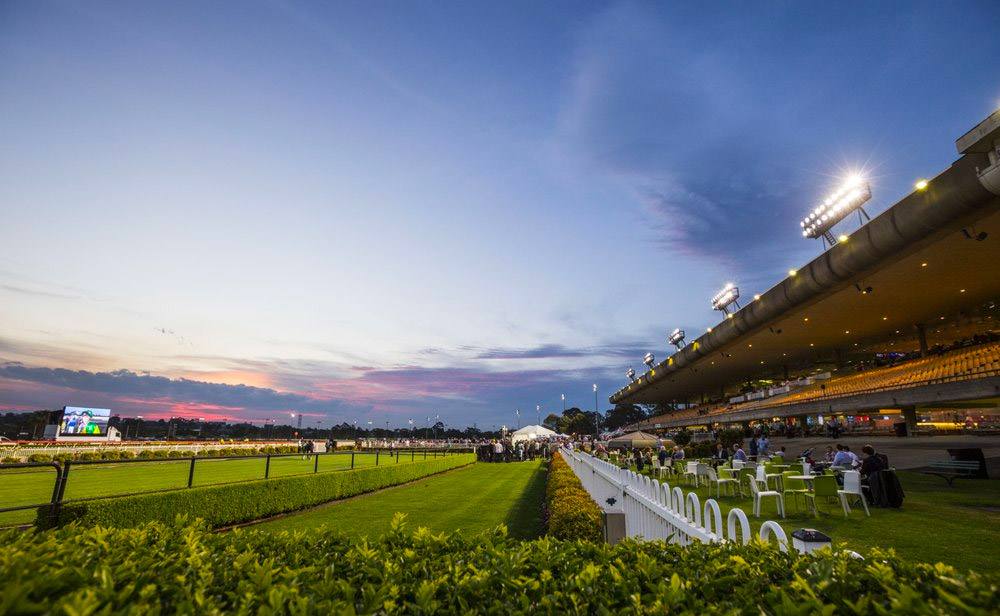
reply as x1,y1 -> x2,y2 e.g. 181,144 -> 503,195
643,467 -> 1000,572
0,451 -> 434,527
255,460 -> 547,539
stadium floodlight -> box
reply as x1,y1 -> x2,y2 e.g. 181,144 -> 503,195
711,283 -> 740,314
669,328 -> 686,348
626,367 -> 636,382
643,352 -> 655,369
801,175 -> 872,246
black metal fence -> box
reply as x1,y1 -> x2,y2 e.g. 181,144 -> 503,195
0,448 -> 471,528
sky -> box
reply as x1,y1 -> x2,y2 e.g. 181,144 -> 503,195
2,1 -> 999,430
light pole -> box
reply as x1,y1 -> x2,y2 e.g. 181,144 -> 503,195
536,404 -> 541,426
516,408 -> 520,429
433,414 -> 440,440
290,413 -> 296,438
353,420 -> 357,439
197,417 -> 205,439
561,393 -> 565,412
425,416 -> 430,440
408,418 -> 414,437
593,383 -> 599,439
367,421 -> 373,437
136,416 -> 143,440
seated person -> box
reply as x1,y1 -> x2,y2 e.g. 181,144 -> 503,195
657,446 -> 669,466
732,444 -> 747,462
859,445 -> 888,479
831,444 -> 854,468
823,445 -> 835,463
712,443 -> 728,464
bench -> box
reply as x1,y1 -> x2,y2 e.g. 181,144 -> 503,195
922,460 -> 983,486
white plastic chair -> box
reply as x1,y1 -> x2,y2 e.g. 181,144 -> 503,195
837,470 -> 870,517
684,461 -> 699,486
731,459 -> 745,470
707,467 -> 738,498
749,475 -> 785,518
652,458 -> 669,478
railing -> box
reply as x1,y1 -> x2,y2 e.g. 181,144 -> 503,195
0,448 -> 461,527
560,448 -> 790,551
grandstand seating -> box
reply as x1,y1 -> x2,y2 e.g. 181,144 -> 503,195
640,341 -> 1000,426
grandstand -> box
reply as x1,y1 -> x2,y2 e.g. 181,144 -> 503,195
615,109 -> 1000,434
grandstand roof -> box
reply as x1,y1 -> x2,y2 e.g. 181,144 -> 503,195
612,151 -> 1000,406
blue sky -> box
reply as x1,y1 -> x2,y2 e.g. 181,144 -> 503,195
2,0 -> 999,429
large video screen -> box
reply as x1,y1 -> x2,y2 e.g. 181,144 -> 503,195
60,407 -> 111,436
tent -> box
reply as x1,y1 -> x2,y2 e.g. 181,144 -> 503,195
510,424 -> 557,443
607,430 -> 672,450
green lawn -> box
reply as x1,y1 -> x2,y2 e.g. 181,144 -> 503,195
0,451 -> 433,527
254,460 -> 547,539
640,467 -> 1000,572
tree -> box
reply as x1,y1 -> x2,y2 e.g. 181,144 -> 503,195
542,413 -> 562,431
603,404 -> 648,431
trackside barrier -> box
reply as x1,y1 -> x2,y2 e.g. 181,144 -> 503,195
0,449 -> 462,528
560,448 -> 792,552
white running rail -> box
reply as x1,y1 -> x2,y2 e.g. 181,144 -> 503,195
560,447 -> 790,551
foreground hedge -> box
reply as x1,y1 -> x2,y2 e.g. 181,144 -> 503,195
2,517 -> 998,615
41,454 -> 475,529
546,451 -> 602,541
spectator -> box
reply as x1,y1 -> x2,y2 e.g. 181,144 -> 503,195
732,443 -> 747,462
672,445 -> 686,460
860,445 -> 888,479
758,435 -> 769,457
748,435 -> 759,460
657,446 -> 669,466
823,446 -> 835,463
832,444 -> 853,468
712,443 -> 728,464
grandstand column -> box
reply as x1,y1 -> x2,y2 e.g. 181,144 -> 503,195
901,406 -> 918,436
916,323 -> 928,357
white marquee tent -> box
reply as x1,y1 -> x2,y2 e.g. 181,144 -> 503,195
510,424 -> 557,443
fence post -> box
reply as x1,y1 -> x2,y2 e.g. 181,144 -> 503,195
376,451 -> 380,466
265,454 -> 271,479
396,450 -> 400,463
187,457 -> 196,488
48,463 -> 65,522
424,450 -> 427,460
55,460 -> 71,509
314,453 -> 320,473
411,450 -> 415,462
351,451 -> 355,469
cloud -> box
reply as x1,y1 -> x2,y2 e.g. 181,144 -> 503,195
551,3 -> 820,277
472,343 -> 648,361
0,362 -> 364,419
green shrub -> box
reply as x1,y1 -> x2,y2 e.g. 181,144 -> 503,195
137,450 -> 155,459
545,452 -> 602,542
100,450 -> 120,460
1,457 -> 18,464
717,428 -> 744,448
152,450 -> 169,458
119,450 -> 136,459
52,453 -> 75,464
673,429 -> 692,445
4,518 -> 998,615
44,454 -> 476,529
77,452 -> 101,461
26,453 -> 52,463
166,450 -> 182,458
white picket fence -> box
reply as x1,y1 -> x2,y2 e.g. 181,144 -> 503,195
560,448 -> 790,551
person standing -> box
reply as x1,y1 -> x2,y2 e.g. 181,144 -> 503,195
748,435 -> 759,461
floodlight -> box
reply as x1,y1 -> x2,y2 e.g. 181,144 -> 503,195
801,176 -> 872,246
915,180 -> 928,190
643,352 -> 655,369
711,283 -> 740,313
668,328 -> 686,348
626,367 -> 636,382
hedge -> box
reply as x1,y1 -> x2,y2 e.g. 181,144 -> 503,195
545,451 -> 602,542
41,453 -> 475,529
2,517 -> 998,615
